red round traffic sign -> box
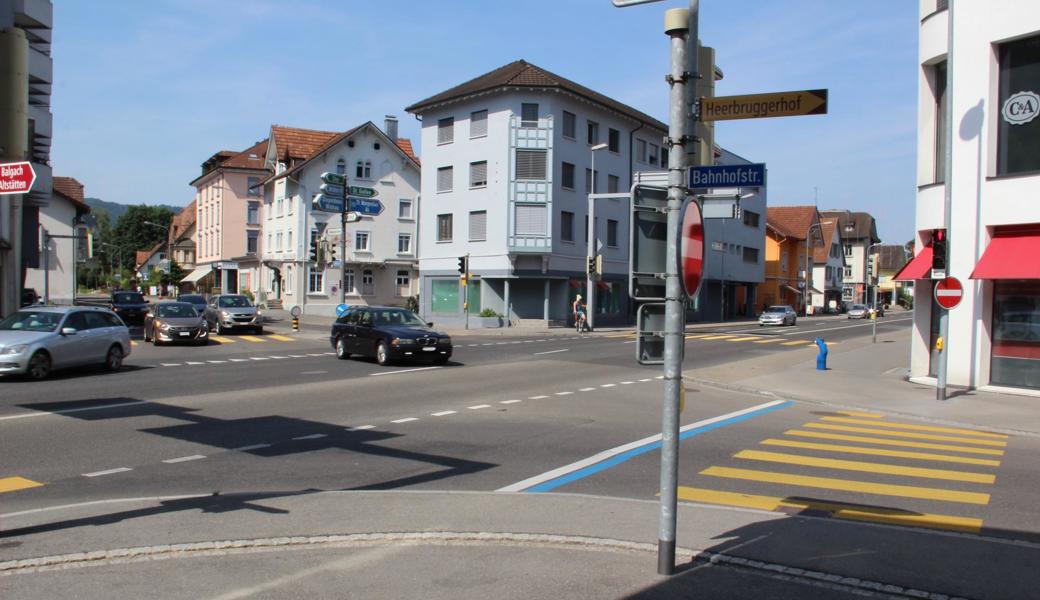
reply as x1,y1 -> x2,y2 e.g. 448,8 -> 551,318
679,198 -> 704,299
934,276 -> 963,309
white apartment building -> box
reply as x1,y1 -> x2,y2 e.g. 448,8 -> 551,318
260,120 -> 420,315
23,176 -> 90,304
810,219 -> 847,312
820,210 -> 881,306
899,0 -> 1040,393
405,60 -> 672,327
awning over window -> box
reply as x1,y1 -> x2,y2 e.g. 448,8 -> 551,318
893,246 -> 933,281
181,264 -> 213,283
783,285 -> 801,295
971,231 -> 1040,280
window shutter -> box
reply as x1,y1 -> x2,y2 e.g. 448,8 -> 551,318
469,211 -> 487,241
437,166 -> 453,192
438,117 -> 454,144
515,150 -> 546,180
470,161 -> 487,187
470,110 -> 487,137
521,103 -> 539,126
515,205 -> 546,236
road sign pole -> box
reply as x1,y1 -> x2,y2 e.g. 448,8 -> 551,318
937,1 -> 954,402
340,176 -> 348,305
656,6 -> 693,577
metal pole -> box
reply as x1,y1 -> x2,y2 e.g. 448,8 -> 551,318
587,150 -> 596,331
42,229 -> 49,304
464,252 -> 470,330
340,177 -> 348,305
937,0 -> 954,401
657,4 -> 693,577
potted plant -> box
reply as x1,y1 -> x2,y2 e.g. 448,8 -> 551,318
477,308 -> 505,328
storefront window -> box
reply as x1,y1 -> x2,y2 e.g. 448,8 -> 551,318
991,280 -> 1040,389
997,35 -> 1040,175
431,279 -> 459,313
467,280 -> 482,313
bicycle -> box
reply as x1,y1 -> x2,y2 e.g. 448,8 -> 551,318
575,312 -> 589,334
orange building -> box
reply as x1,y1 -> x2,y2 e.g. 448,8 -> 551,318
759,206 -> 824,314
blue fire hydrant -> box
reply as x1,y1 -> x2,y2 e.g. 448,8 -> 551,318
815,338 -> 828,370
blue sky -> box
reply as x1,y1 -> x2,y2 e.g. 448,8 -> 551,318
51,0 -> 918,243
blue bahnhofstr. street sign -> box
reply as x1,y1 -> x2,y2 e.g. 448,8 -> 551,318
348,196 -> 384,216
688,163 -> 766,189
312,193 -> 345,213
336,303 -> 349,316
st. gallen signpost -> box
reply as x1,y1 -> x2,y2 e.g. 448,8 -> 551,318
316,172 -> 381,303
612,0 -> 828,576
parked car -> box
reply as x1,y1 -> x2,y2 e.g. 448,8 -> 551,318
204,294 -> 263,334
144,301 -> 208,346
110,290 -> 149,325
847,304 -> 870,319
176,294 -> 208,315
20,288 -> 38,307
330,306 -> 452,366
759,305 -> 797,327
0,306 -> 131,380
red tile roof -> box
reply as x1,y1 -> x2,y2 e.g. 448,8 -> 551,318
395,138 -> 419,164
170,200 -> 196,242
266,122 -> 421,185
52,176 -> 90,212
221,139 -> 268,170
814,219 -> 839,264
270,125 -> 339,163
135,242 -> 164,270
766,206 -> 820,240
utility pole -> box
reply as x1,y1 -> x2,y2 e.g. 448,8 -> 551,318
936,1 -> 954,401
340,176 -> 348,305
42,227 -> 49,304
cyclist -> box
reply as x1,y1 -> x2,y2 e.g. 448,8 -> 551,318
573,294 -> 588,332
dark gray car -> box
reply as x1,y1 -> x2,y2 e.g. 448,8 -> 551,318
204,294 -> 263,335
0,306 -> 131,380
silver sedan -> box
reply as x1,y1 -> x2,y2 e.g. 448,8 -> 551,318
0,306 -> 131,380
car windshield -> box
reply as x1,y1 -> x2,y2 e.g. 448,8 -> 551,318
765,306 -> 787,313
114,292 -> 144,304
158,303 -> 198,318
371,309 -> 427,327
852,305 -> 867,310
0,310 -> 62,332
218,296 -> 252,308
178,295 -> 205,304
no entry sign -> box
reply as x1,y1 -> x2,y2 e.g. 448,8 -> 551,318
0,161 -> 36,195
678,198 -> 704,299
934,276 -> 964,309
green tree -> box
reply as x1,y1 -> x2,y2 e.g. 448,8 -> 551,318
111,205 -> 175,271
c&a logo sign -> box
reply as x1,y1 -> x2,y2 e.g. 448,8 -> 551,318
1002,90 -> 1039,125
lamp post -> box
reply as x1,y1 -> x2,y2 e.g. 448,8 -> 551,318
586,142 -> 609,330
101,242 -> 127,286
804,222 -> 822,316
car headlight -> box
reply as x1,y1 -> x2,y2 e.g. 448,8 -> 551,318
0,344 -> 28,355
438,337 -> 451,345
220,310 -> 230,318
159,322 -> 171,330
391,338 -> 415,346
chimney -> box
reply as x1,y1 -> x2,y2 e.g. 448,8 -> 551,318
384,115 -> 399,142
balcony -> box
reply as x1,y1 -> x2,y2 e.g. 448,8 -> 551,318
508,115 -> 553,253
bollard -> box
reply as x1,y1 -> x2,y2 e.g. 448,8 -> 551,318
815,337 -> 828,370
292,317 -> 299,332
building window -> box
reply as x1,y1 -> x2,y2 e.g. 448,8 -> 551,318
470,161 -> 488,188
437,166 -> 453,192
470,110 -> 488,138
992,280 -> 1040,389
364,161 -> 371,179
561,211 -> 574,242
247,231 -> 258,255
469,210 -> 487,241
438,117 -> 454,144
356,160 -> 364,178
398,233 -> 412,254
286,230 -> 292,251
395,270 -> 410,295
515,150 -> 547,180
648,143 -> 659,166
562,111 -> 576,139
607,174 -> 619,193
742,210 -> 760,228
661,146 -> 669,166
431,279 -> 459,313
247,177 -> 261,197
308,268 -> 324,294
780,249 -> 789,273
585,168 -> 597,195
247,201 -> 260,225
514,204 -> 546,236
608,128 -> 620,152
521,103 -> 539,126
743,247 -> 759,263
637,139 -> 647,163
276,232 -> 283,252
561,162 -> 575,189
844,243 -> 853,256
398,199 -> 413,219
362,270 -> 375,295
607,219 -> 618,247
933,60 -> 948,183
354,231 -> 370,252
336,159 -> 346,175
844,266 -> 853,279
266,233 -> 271,253
344,270 -> 355,295
997,35 -> 1040,175
587,120 -> 599,145
437,213 -> 453,241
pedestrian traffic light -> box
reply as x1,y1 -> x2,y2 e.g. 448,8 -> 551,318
587,255 -> 599,277
457,256 -> 468,275
309,235 -> 319,263
931,229 -> 947,273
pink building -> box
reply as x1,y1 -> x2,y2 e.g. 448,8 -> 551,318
186,140 -> 269,295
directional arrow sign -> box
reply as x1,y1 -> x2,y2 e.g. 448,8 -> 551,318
312,193 -> 345,213
348,197 -> 384,216
320,182 -> 344,196
347,186 -> 378,198
700,89 -> 828,122
0,161 -> 37,195
321,172 -> 346,186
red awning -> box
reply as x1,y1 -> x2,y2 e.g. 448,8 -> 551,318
971,231 -> 1040,279
893,246 -> 933,281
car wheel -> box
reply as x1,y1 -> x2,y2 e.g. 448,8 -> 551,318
26,351 -> 51,381
792,318 -> 797,326
104,345 -> 124,372
335,337 -> 350,360
375,341 -> 391,366
152,325 -> 163,346
215,320 -> 224,335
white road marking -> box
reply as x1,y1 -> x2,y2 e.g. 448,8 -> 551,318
536,339 -> 546,342
623,340 -> 637,344
307,353 -> 325,357
323,352 -> 336,355
601,383 -> 616,388
555,391 -> 573,396
391,417 -> 419,424
656,376 -> 664,379
579,387 -> 596,392
496,342 -> 507,345
207,360 -> 228,364
270,355 -> 290,359
82,467 -> 132,478
500,400 -> 522,404
432,411 -> 457,417
620,381 -> 635,385
369,366 -> 442,377
511,341 -> 522,344
533,349 -> 569,355
250,357 -> 270,361
289,354 -> 308,358
468,404 -> 491,410
228,358 -> 249,362
482,343 -> 493,346
468,344 -> 479,347
234,444 -> 271,451
528,395 -> 548,400
300,370 -> 328,375
0,400 -> 149,421
639,378 -> 652,382
347,425 -> 375,431
185,361 -> 205,365
160,363 -> 182,367
780,317 -> 913,336
292,433 -> 327,440
162,454 -> 206,464
522,340 -> 534,343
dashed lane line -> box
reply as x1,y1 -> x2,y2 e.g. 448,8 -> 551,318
249,357 -> 270,361
432,411 -> 457,417
579,387 -> 596,392
555,391 -> 573,396
391,417 -> 419,424
292,434 -> 328,441
233,444 -> 271,452
369,366 -> 443,377
82,467 -> 132,478
347,425 -> 375,431
529,395 -> 548,400
533,348 -> 569,355
160,362 -> 181,367
500,400 -> 522,404
162,455 -> 206,464
468,404 -> 491,410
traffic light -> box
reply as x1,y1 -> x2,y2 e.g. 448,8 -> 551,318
457,256 -> 468,275
866,254 -> 876,279
587,255 -> 598,277
309,234 -> 319,263
326,240 -> 337,263
931,229 -> 947,273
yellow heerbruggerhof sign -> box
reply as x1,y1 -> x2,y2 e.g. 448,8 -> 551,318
700,89 -> 828,122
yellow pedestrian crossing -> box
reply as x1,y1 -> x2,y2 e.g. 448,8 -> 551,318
267,334 -> 295,342
753,338 -> 784,344
803,423 -> 1008,447
208,334 -> 296,345
819,416 -> 1007,439
784,429 -> 1005,456
760,438 -> 1002,467
781,340 -> 811,346
238,336 -> 266,343
834,410 -> 885,419
726,336 -> 762,342
699,334 -> 736,340
0,476 -> 43,494
209,335 -> 236,344
733,450 -> 996,484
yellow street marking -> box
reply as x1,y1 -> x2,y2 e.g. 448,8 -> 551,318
209,336 -> 236,344
268,334 -> 295,342
727,336 -> 762,342
753,338 -> 784,344
700,335 -> 736,340
676,487 -> 982,533
836,410 -> 885,418
700,466 -> 991,505
0,476 -> 44,493
820,416 -> 1007,439
760,439 -> 1002,467
785,430 -> 1005,456
782,340 -> 811,346
804,423 -> 1007,447
238,336 -> 264,343
734,450 -> 996,484
685,334 -> 713,339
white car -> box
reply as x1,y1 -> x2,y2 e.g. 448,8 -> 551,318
0,306 -> 132,380
759,305 -> 797,327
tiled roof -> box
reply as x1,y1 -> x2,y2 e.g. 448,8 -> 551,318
814,219 -> 839,264
271,125 -> 339,162
265,122 -> 421,185
170,200 -> 196,242
395,138 -> 419,164
766,206 -> 820,240
221,139 -> 269,170
878,244 -> 909,271
405,59 -> 667,131
135,242 -> 164,269
52,176 -> 89,212
820,210 -> 880,243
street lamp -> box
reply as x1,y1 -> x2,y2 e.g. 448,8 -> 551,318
804,222 -> 822,316
586,142 -> 609,330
